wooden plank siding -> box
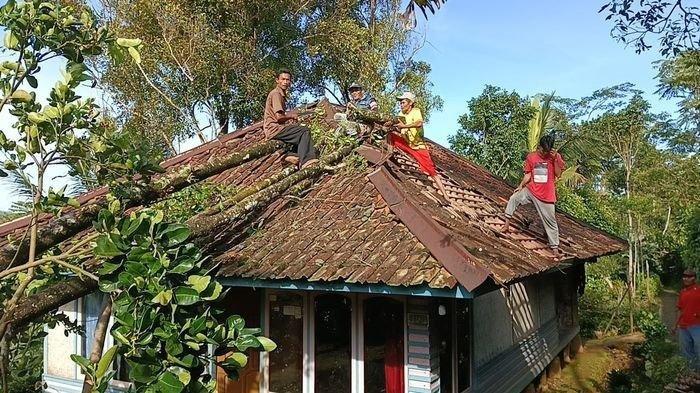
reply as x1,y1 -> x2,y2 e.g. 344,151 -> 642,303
407,299 -> 432,393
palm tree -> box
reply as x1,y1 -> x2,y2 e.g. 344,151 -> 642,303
527,92 -> 555,152
401,0 -> 446,28
527,92 -> 588,187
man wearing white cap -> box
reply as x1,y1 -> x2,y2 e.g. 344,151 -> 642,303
385,92 -> 452,205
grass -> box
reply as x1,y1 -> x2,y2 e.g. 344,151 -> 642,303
545,334 -> 642,393
546,347 -> 612,393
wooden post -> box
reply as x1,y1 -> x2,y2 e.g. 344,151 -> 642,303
571,333 -> 583,354
562,345 -> 572,364
547,355 -> 561,378
536,371 -> 548,393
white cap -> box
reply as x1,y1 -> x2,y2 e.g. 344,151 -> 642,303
396,91 -> 416,102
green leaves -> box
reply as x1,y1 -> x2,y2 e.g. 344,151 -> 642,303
115,37 -> 142,64
157,371 -> 184,393
222,352 -> 248,369
187,275 -> 210,293
116,38 -> 142,48
173,286 -> 200,306
26,112 -> 46,124
128,362 -> 161,384
449,85 -> 536,183
256,336 -> 277,352
3,31 -> 18,49
96,346 -> 118,379
70,354 -> 92,373
128,47 -> 141,64
70,346 -> 119,393
160,224 -> 191,246
10,89 -> 32,103
88,209 -> 275,392
94,235 -> 123,258
152,289 -> 173,306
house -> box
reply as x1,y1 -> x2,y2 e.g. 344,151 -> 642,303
0,102 -> 625,393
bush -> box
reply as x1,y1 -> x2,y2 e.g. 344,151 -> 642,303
579,257 -> 663,338
622,310 -> 690,392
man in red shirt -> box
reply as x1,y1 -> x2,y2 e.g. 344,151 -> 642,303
676,269 -> 700,369
502,135 -> 565,252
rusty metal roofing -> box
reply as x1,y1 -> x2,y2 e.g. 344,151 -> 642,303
0,104 -> 626,290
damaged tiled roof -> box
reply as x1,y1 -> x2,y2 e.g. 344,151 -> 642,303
0,102 -> 625,291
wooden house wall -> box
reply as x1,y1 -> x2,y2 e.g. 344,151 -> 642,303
45,300 -> 79,380
472,269 -> 582,393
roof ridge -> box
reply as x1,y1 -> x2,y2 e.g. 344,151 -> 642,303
367,166 -> 491,291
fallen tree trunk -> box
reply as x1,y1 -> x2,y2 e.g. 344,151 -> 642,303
202,166 -> 298,216
188,144 -> 357,248
5,142 -> 357,333
7,277 -> 98,331
0,140 -> 283,271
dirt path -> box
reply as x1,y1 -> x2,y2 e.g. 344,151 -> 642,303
660,288 -> 679,335
545,334 -> 643,393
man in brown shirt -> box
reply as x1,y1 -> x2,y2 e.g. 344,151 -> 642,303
263,69 -> 318,169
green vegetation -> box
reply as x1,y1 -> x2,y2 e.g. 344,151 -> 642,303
74,206 -> 275,392
153,183 -> 239,223
0,1 -> 276,391
95,0 -> 442,150
0,0 -> 696,391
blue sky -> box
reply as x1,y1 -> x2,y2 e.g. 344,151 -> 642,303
0,1 -> 680,211
417,0 -> 677,146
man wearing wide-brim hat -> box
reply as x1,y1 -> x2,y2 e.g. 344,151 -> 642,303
676,268 -> 700,370
384,92 -> 452,205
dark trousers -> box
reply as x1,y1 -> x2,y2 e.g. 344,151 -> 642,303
273,124 -> 318,166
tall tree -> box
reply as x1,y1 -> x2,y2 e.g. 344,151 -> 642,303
590,95 -> 653,330
600,0 -> 700,56
448,85 -> 535,183
93,0 -> 442,152
656,50 -> 700,153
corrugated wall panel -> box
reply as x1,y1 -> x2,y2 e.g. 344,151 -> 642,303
473,289 -> 513,367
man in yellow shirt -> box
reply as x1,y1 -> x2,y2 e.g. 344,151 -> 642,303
385,92 -> 452,205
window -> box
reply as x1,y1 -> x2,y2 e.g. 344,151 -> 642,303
314,294 -> 351,393
435,300 -> 453,392
455,300 -> 470,392
81,292 -> 105,358
363,297 -> 404,393
434,299 -> 471,392
268,293 -> 304,393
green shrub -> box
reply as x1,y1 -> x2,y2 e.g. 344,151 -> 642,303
638,355 -> 688,392
580,257 -> 663,338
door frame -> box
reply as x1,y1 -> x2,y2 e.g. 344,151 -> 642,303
356,294 -> 408,393
262,290 -> 408,393
309,292 -> 357,393
261,289 -> 310,393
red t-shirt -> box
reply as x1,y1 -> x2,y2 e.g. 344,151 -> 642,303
524,151 -> 565,203
678,284 -> 700,328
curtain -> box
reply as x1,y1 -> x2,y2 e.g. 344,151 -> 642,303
82,292 -> 105,357
384,314 -> 404,393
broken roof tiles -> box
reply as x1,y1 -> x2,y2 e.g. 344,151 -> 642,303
0,103 -> 626,291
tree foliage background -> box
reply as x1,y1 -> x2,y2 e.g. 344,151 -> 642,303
91,0 -> 442,153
